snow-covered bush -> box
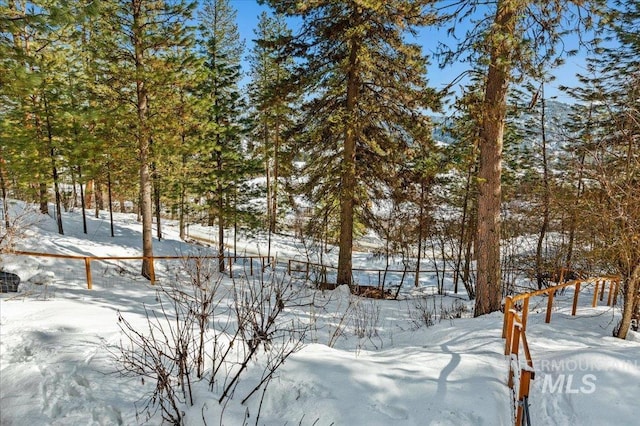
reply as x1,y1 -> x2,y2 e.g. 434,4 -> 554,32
113,255 -> 309,425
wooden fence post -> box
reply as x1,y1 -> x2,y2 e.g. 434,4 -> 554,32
599,279 -> 606,301
607,280 -> 614,306
521,298 -> 529,331
516,370 -> 533,426
592,281 -> 600,307
545,290 -> 554,323
503,296 -> 513,339
84,257 -> 92,290
572,282 -> 581,316
510,323 -> 521,357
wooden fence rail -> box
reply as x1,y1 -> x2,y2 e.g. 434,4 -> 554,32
9,251 -> 274,289
502,275 -> 621,425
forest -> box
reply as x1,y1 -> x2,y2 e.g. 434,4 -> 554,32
1,0 -> 638,339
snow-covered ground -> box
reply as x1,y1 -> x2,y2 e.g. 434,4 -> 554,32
1,202 -> 638,425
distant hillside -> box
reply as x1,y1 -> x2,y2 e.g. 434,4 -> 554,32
431,100 -> 574,155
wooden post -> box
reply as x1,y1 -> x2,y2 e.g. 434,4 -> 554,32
84,257 -> 92,290
572,282 -> 581,316
592,281 -> 600,307
521,298 -> 529,331
607,280 -> 614,306
599,279 -> 605,301
503,296 -> 513,338
510,323 -> 521,356
516,370 -> 532,426
545,290 -> 554,323
612,280 -> 619,306
505,311 -> 514,356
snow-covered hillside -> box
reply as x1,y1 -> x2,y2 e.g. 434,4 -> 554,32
1,203 -> 638,425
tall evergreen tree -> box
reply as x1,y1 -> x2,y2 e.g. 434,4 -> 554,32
0,1 -> 93,232
248,11 -> 297,258
91,0 -> 195,279
262,0 -> 439,286
438,0 -> 603,315
196,0 -> 248,272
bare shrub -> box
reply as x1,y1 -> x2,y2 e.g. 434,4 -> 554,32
409,296 -> 469,329
439,299 -> 470,322
408,295 -> 435,329
217,271 -> 309,407
351,297 -> 383,350
113,255 -> 309,425
0,201 -> 33,255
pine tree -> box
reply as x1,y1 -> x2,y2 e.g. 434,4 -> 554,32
440,78 -> 485,299
0,1 -> 93,233
196,0 -> 248,272
248,11 -> 297,258
437,0 -> 603,315
262,0 -> 439,286
90,0 -> 196,279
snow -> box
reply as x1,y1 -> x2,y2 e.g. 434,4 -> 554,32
1,202 -> 638,425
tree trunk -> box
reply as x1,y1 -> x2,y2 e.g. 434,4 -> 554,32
154,171 -> 162,241
94,181 -> 102,218
455,162 -> 475,294
463,211 -> 476,300
85,180 -> 93,209
78,167 -> 87,235
133,0 -> 154,281
535,85 -> 550,289
337,31 -> 361,287
107,168 -> 115,238
475,0 -> 521,316
414,181 -> 425,287
69,168 -> 77,211
272,115 -> 280,235
39,183 -> 48,214
0,157 -> 9,230
615,263 -> 640,339
43,92 -> 64,235
150,137 -> 162,240
263,120 -> 273,259
217,151 -> 225,273
179,152 -> 187,241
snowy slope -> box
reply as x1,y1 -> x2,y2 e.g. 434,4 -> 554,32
1,203 -> 638,425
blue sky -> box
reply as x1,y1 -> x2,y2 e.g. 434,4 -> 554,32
230,0 -> 589,105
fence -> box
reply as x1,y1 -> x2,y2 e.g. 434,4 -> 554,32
286,258 -> 457,292
10,251 -> 274,289
502,275 -> 621,426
